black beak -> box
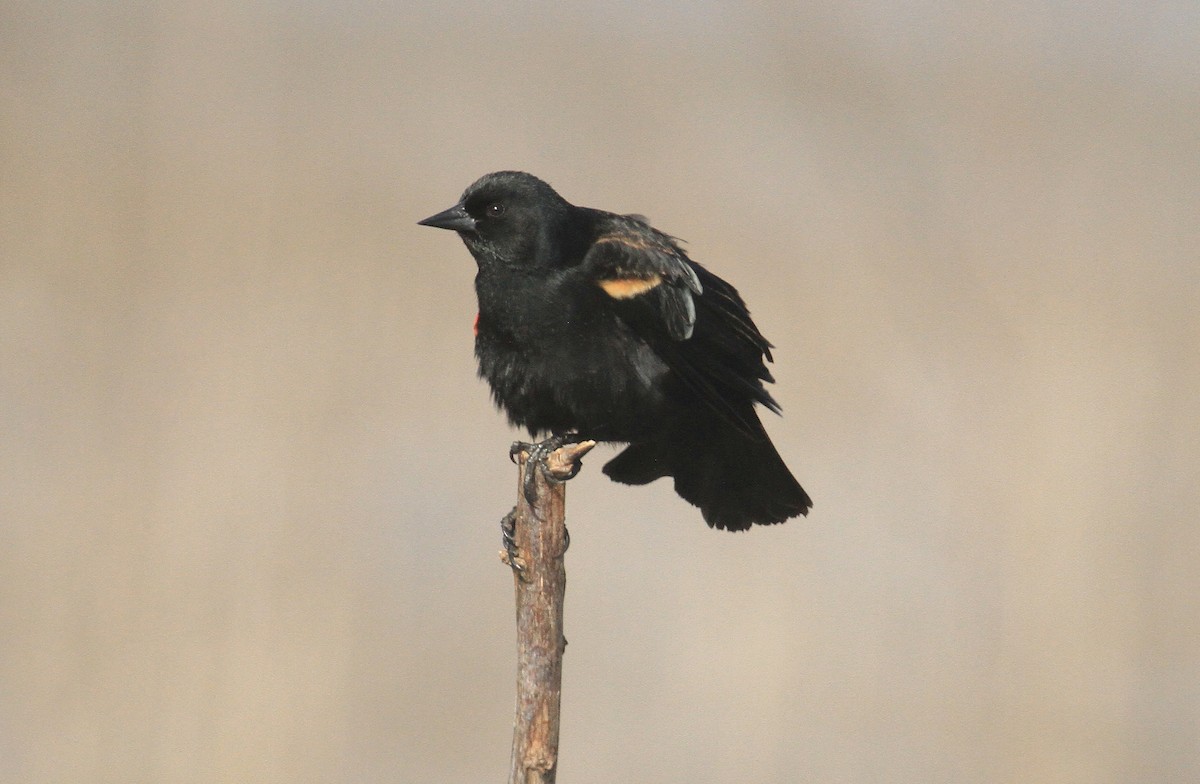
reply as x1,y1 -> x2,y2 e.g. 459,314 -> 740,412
418,203 -> 476,233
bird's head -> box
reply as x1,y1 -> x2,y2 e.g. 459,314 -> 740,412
419,171 -> 572,268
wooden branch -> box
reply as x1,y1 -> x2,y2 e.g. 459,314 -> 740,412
506,440 -> 595,784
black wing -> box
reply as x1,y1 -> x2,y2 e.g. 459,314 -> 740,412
582,215 -> 701,341
582,214 -> 780,438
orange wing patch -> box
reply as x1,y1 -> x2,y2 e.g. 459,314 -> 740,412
599,274 -> 663,299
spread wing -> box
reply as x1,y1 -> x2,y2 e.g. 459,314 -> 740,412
583,214 -> 781,438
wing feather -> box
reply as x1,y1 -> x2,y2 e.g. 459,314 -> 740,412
583,217 -> 701,340
581,214 -> 781,438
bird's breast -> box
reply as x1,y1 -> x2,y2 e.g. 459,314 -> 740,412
473,298 -> 670,438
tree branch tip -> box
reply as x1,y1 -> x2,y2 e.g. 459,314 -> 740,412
546,440 -> 597,479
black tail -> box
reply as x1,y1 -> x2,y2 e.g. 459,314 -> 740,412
603,413 -> 811,531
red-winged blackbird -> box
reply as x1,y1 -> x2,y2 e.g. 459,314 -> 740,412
419,171 -> 811,530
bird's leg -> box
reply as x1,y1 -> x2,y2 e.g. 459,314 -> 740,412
511,432 -> 586,505
503,435 -> 593,573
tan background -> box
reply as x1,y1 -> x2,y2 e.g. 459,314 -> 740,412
2,3 -> 1197,782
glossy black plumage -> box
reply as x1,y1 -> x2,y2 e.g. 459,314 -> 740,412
419,171 -> 811,529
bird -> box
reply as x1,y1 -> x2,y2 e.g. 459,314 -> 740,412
418,171 -> 811,530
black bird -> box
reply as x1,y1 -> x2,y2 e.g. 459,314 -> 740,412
419,171 -> 811,530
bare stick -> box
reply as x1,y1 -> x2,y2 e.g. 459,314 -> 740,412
505,440 -> 595,784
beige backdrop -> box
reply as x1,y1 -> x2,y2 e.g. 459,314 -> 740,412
3,3 -> 1197,782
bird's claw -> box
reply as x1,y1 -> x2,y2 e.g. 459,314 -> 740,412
499,507 -> 570,577
503,435 -> 590,575
499,507 -> 526,579
513,433 -> 585,504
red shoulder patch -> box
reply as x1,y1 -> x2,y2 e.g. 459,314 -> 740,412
473,312 -> 480,336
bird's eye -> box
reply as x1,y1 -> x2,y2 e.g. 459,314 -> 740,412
486,202 -> 506,217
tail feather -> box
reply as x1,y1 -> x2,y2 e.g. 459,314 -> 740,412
602,440 -> 670,485
603,414 -> 811,530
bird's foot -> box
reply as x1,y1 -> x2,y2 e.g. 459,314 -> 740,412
498,505 -> 570,577
499,507 -> 526,579
510,433 -> 592,505
503,436 -> 593,572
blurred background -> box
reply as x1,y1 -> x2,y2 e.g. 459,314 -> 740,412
2,2 -> 1197,782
